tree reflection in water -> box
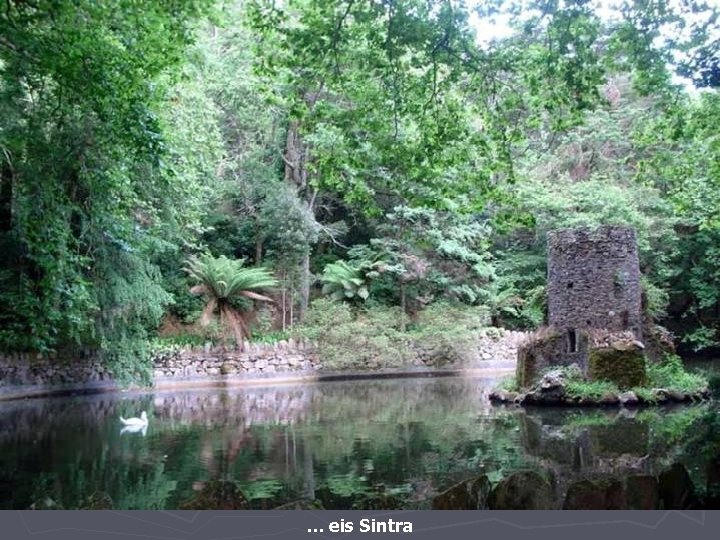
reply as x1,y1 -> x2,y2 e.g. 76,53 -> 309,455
0,376 -> 718,509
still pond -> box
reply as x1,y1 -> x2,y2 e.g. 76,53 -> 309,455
0,366 -> 718,509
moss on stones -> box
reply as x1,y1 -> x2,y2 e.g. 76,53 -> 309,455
588,347 -> 646,389
516,329 -> 567,388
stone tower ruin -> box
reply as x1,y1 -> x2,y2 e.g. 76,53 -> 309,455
515,225 -> 648,388
547,226 -> 643,343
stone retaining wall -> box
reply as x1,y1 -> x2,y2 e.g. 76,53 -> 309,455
0,329 -> 528,400
152,338 -> 319,381
474,330 -> 527,363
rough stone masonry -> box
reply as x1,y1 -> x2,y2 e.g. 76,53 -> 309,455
547,226 -> 643,341
515,225 -> 648,388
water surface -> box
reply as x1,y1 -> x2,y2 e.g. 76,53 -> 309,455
0,369 -> 718,509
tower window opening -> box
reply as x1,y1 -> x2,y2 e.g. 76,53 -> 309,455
568,329 -> 579,353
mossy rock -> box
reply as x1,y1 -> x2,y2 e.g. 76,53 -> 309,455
563,478 -> 626,509
588,347 -> 646,389
516,330 -> 567,388
488,471 -> 554,510
432,475 -> 491,510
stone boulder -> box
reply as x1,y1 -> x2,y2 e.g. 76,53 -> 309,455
488,471 -> 554,510
626,475 -> 659,510
618,391 -> 639,406
516,329 -> 571,388
658,463 -> 697,509
220,362 -> 235,375
521,369 -> 569,405
489,390 -> 519,404
643,321 -> 676,364
432,475 -> 491,510
29,497 -> 63,510
563,478 -> 626,509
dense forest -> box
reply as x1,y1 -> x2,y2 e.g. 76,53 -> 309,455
1,0 -> 719,381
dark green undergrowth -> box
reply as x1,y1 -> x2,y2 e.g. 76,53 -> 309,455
293,298 -> 492,370
646,354 -> 707,392
565,379 -> 619,400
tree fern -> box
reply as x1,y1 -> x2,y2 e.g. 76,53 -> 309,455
320,260 -> 370,301
184,254 -> 277,348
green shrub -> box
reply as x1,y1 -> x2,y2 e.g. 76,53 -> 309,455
630,386 -> 659,403
646,354 -> 708,393
565,379 -> 619,400
413,301 -> 490,332
708,373 -> 720,397
498,375 -> 520,392
149,334 -> 211,352
250,330 -> 291,344
295,299 -> 409,370
295,299 -> 491,370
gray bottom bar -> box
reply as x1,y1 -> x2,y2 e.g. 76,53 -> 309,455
1,510 -> 716,540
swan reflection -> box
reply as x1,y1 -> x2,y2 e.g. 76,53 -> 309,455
120,424 -> 148,436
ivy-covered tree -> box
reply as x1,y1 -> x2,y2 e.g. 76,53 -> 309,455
0,0 -> 216,378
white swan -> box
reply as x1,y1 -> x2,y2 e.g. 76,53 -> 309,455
120,411 -> 148,427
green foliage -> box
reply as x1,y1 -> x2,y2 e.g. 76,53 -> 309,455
184,254 -> 277,346
320,261 -> 370,302
645,354 -> 708,394
564,379 -> 620,400
633,91 -> 720,349
296,299 -> 410,370
296,299 -> 491,370
248,330 -> 291,345
1,0 -> 719,374
149,334 -> 210,353
0,0 -> 217,378
184,254 -> 277,302
531,356 -> 708,400
498,376 -> 520,393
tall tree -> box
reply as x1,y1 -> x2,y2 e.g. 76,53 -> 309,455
0,1 -> 215,377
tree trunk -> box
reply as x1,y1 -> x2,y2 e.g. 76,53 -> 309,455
254,218 -> 263,265
400,283 -> 407,332
289,288 -> 295,330
0,161 -> 12,232
299,250 -> 310,322
284,120 -> 306,188
281,277 -> 287,332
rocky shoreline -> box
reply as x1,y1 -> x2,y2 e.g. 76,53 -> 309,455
489,368 -> 710,407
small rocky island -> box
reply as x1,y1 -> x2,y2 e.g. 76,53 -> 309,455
490,226 -> 710,407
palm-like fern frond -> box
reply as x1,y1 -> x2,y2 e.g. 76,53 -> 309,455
184,254 -> 278,348
320,260 -> 369,301
184,255 -> 277,298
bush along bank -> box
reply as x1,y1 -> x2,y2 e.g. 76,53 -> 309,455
0,303 -> 527,400
490,355 -> 710,407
